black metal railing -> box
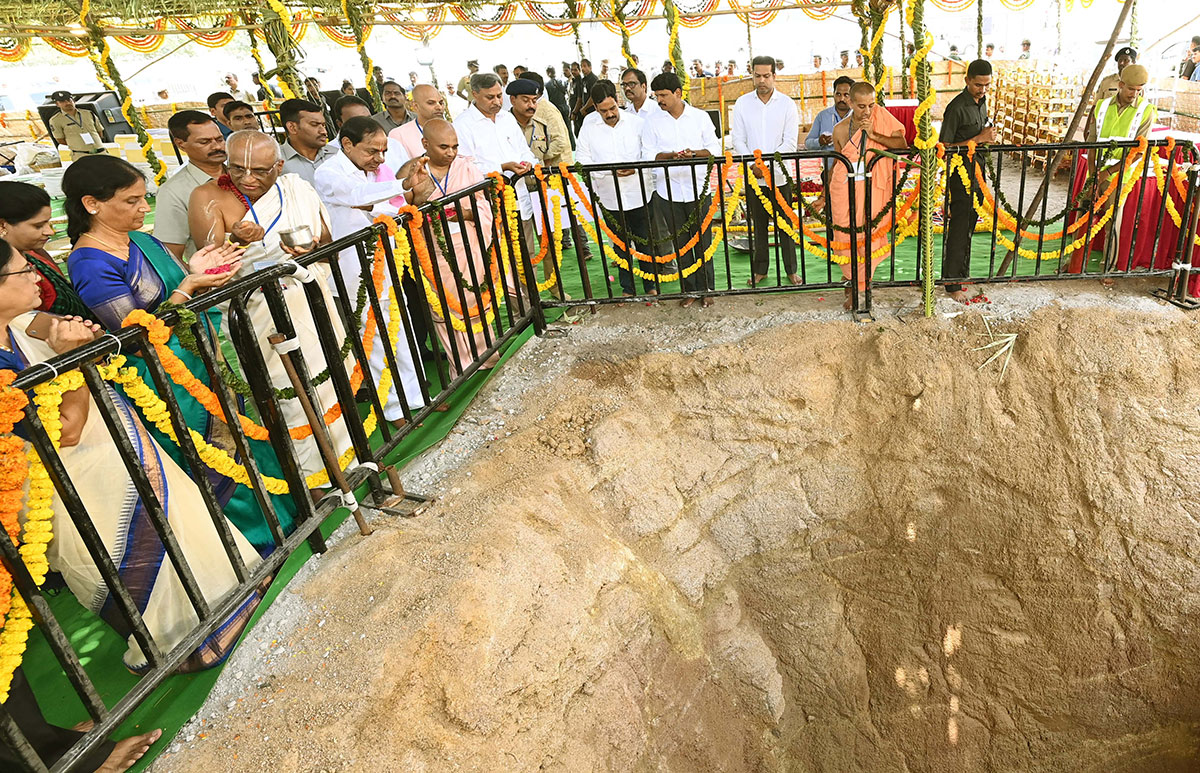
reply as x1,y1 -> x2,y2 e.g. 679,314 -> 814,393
7,133 -> 1200,771
533,138 -> 1200,315
0,174 -> 538,771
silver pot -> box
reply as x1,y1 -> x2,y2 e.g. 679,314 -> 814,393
279,225 -> 314,250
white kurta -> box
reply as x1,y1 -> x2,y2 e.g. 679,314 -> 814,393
454,104 -> 538,218
234,174 -> 357,479
314,152 -> 426,422
576,112 -> 652,211
641,104 -> 722,203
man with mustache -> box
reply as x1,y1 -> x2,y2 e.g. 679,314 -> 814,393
155,110 -> 228,260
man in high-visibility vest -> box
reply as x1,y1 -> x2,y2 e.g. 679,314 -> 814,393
1085,64 -> 1155,183
1075,64 -> 1156,277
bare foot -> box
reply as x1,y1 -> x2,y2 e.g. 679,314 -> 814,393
96,729 -> 162,773
680,297 -> 697,308
947,289 -> 971,305
787,273 -> 801,285
390,417 -> 408,431
701,297 -> 715,308
748,274 -> 767,288
432,404 -> 450,412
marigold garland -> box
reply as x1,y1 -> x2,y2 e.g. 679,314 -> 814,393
558,162 -> 723,263
0,369 -> 73,704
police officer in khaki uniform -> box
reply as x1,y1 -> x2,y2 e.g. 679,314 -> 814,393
1096,47 -> 1137,102
47,91 -> 106,161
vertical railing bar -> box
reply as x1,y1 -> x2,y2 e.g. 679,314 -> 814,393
77,357 -> 211,621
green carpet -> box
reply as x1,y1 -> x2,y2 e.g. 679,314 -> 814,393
549,221 -> 1084,301
21,220 -> 1080,770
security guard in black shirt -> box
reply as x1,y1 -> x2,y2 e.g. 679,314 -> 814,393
938,59 -> 995,303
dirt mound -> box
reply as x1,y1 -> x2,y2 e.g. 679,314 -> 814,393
154,305 -> 1200,772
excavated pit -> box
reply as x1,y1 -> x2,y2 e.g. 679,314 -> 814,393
155,302 -> 1200,772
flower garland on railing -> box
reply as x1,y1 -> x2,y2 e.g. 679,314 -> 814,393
953,137 -> 1149,256
948,150 -> 1142,262
117,231 -> 395,445
388,209 -> 499,335
0,370 -> 28,703
165,278 -> 366,402
558,162 -> 725,264
515,169 -> 567,293
576,158 -> 715,249
568,192 -> 723,284
98,225 -> 413,493
0,371 -> 71,703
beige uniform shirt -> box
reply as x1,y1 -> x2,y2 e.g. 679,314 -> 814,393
1097,73 -> 1121,101
533,100 -> 573,166
49,108 -> 104,156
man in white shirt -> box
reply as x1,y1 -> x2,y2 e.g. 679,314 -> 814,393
732,55 -> 800,286
330,95 -> 409,172
577,82 -> 659,297
280,98 -> 339,186
453,72 -> 537,278
314,116 -> 428,429
642,72 -> 722,307
156,111 -> 227,260
620,68 -> 658,119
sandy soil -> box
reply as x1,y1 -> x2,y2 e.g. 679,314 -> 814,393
152,281 -> 1200,772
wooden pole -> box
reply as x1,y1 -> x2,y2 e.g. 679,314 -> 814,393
994,0 -> 1136,277
267,332 -> 373,537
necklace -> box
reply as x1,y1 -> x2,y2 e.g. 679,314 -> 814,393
84,231 -> 130,256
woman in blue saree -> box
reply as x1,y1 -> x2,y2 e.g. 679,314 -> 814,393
0,239 -> 263,675
62,154 -> 296,551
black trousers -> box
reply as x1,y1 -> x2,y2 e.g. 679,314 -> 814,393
604,204 -> 658,295
651,193 -> 714,293
0,667 -> 114,770
746,181 -> 797,277
944,160 -> 980,293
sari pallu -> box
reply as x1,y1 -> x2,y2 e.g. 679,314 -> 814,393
24,249 -> 95,320
66,231 -> 296,550
7,317 -> 264,672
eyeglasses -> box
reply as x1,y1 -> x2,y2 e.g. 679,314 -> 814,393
228,164 -> 277,179
0,267 -> 38,279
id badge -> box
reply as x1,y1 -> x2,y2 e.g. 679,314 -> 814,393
80,134 -> 94,146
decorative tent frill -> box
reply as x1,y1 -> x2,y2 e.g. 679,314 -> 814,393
0,0 -> 1121,61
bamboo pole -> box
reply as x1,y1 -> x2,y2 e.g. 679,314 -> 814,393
78,1 -> 166,184
343,0 -> 382,112
994,0 -> 1136,277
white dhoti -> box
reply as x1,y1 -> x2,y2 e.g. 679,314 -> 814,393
234,174 -> 357,481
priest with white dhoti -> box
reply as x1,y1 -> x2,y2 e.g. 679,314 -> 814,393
314,116 -> 432,428
187,130 -> 356,487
